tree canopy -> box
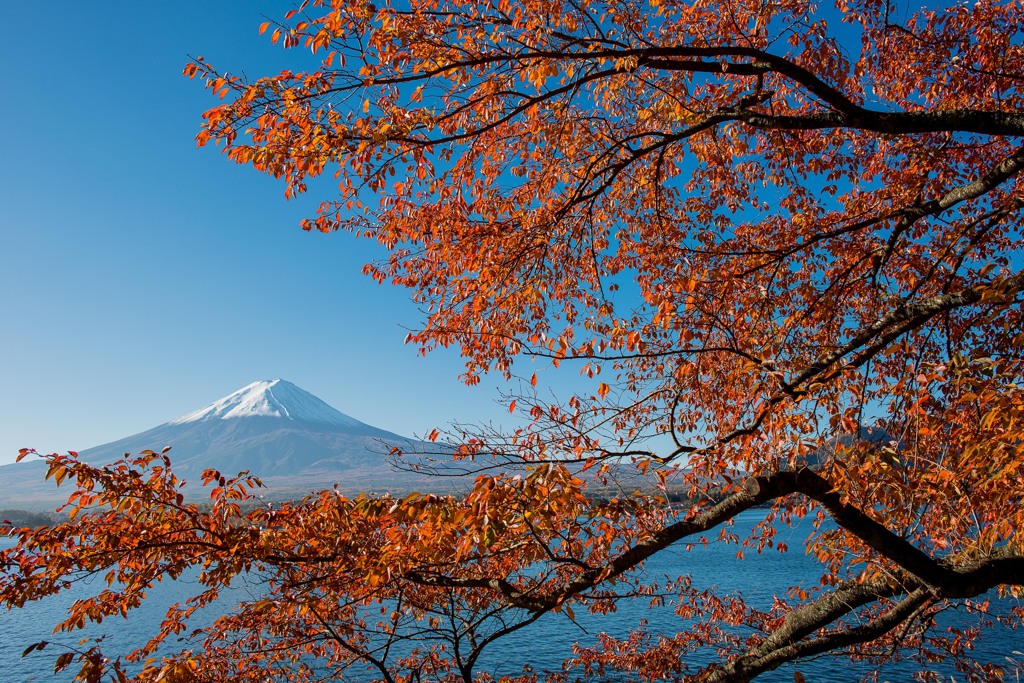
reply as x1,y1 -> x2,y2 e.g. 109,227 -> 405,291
3,0 -> 1024,681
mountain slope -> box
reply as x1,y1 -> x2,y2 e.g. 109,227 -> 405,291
0,380 -> 441,509
81,380 -> 412,478
169,379 -> 369,428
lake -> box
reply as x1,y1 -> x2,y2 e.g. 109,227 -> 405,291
2,510 -> 1020,682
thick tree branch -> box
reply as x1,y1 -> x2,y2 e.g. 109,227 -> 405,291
407,469 -> 1023,612
704,588 -> 933,682
787,269 -> 1024,394
745,471 -> 1024,596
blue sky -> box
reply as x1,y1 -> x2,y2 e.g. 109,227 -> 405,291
0,1 -> 524,465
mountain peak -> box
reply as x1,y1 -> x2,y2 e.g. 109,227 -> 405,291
168,379 -> 366,428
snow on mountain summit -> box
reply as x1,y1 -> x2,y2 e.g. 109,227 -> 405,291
169,379 -> 366,428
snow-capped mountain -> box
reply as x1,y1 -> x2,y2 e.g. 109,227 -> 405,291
170,380 -> 366,428
0,380 -> 439,508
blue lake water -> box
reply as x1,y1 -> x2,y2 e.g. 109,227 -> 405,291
1,509 -> 1020,682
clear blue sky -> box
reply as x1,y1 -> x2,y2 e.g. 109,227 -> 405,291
0,1 -> 527,465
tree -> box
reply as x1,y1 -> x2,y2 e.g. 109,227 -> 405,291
3,0 -> 1024,681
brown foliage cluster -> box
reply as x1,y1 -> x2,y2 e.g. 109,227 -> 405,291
4,0 -> 1024,681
